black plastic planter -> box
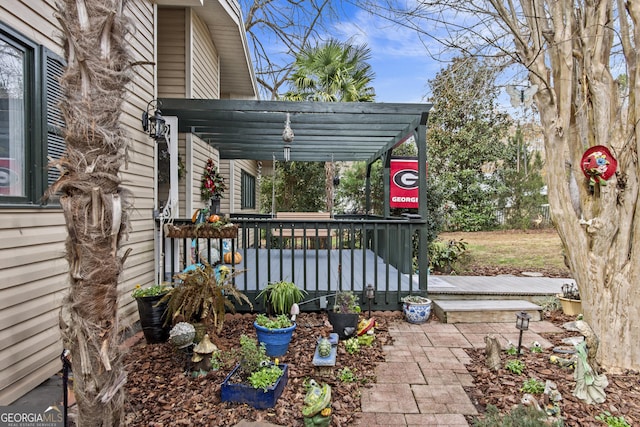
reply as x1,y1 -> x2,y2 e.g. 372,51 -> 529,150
136,294 -> 170,344
327,312 -> 359,340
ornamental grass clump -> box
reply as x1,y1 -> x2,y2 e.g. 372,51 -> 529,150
257,280 -> 306,315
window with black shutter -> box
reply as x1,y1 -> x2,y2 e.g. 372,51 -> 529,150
241,169 -> 256,209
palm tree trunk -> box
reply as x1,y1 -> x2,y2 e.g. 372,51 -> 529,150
50,1 -> 133,424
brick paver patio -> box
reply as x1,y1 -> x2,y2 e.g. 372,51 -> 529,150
354,318 -> 561,427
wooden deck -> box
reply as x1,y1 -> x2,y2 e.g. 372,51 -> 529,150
232,248 -> 423,293
427,275 -> 573,301
427,275 -> 575,323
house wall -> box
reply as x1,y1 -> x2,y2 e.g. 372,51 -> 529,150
191,11 -> 220,99
0,0 -> 156,405
221,159 -> 260,214
157,8 -> 186,99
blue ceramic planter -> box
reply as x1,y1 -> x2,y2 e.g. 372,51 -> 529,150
402,298 -> 432,324
254,321 -> 296,357
220,364 -> 288,409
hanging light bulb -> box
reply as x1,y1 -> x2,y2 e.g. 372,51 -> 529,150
282,112 -> 294,161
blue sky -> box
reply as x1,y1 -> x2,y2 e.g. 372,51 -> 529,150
331,8 -> 442,103
327,5 -> 531,115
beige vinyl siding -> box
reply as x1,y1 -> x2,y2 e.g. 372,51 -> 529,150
191,12 -> 220,99
158,8 -> 187,98
0,0 -> 157,405
219,159 -> 260,214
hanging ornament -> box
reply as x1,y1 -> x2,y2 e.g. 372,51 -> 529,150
580,145 -> 617,187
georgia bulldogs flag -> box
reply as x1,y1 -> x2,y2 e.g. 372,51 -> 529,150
390,158 -> 426,208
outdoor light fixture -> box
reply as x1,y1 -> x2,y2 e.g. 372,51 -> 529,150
141,99 -> 168,140
366,284 -> 375,318
282,112 -> 294,161
515,311 -> 531,357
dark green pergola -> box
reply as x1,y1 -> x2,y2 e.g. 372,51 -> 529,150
158,98 -> 431,163
157,98 -> 433,295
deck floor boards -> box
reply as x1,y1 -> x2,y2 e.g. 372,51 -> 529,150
232,248 -> 422,293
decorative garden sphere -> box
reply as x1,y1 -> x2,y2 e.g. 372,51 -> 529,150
169,322 -> 196,348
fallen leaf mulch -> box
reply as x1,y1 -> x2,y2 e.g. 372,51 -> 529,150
464,309 -> 640,426
123,311 -> 403,426
123,266 -> 639,426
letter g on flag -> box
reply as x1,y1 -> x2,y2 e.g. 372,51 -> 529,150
393,169 -> 419,190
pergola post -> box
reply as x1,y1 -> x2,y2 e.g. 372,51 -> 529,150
417,113 -> 429,294
365,163 -> 372,214
382,153 -> 391,218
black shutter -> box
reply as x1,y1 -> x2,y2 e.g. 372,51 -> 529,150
43,48 -> 65,188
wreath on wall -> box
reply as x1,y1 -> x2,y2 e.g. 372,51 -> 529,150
200,158 -> 226,200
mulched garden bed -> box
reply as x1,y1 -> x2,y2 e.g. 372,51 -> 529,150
123,266 -> 639,426
123,311 -> 402,426
464,310 -> 640,426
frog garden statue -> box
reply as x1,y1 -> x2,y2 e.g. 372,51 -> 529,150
302,380 -> 332,427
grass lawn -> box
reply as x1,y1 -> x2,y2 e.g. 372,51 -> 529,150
439,228 -> 568,273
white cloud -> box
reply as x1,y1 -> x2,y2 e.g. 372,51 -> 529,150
331,9 -> 444,102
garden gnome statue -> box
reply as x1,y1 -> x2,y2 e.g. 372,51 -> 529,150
302,380 -> 332,427
191,334 -> 218,377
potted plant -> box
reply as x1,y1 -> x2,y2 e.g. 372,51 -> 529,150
161,261 -> 252,334
401,295 -> 432,324
253,313 -> 296,357
327,291 -> 361,340
257,280 -> 307,315
132,282 -> 172,344
220,334 -> 288,409
558,283 -> 582,315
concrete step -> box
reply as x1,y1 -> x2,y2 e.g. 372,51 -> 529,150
432,299 -> 542,324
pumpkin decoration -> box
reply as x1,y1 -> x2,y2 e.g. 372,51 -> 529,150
223,251 -> 242,264
208,214 -> 221,223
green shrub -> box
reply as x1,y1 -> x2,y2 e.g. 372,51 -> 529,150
255,313 -> 293,329
595,411 -> 630,427
505,359 -> 525,375
520,378 -> 545,394
473,404 -> 563,426
344,337 -> 360,354
238,334 -> 268,376
337,367 -> 356,383
248,365 -> 284,392
428,238 -> 468,273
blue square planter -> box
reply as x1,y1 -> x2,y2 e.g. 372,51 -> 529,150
220,364 -> 288,409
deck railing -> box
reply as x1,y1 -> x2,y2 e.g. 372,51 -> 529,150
160,214 -> 428,311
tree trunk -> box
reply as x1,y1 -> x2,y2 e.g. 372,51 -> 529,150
488,0 -> 640,372
50,0 -> 133,424
325,161 -> 334,213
